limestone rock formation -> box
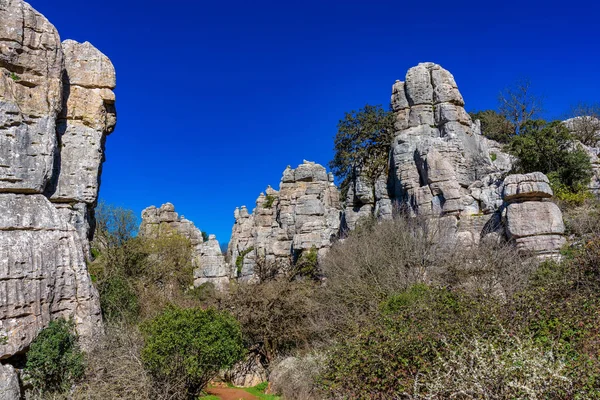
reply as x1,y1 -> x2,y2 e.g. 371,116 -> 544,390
195,235 -> 230,291
46,40 -> 116,252
0,363 -> 20,400
381,63 -> 565,255
0,0 -> 112,364
140,203 -> 230,290
228,161 -> 341,281
140,203 -> 203,247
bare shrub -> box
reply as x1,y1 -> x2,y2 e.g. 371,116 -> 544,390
561,198 -> 600,239
72,324 -> 186,400
222,279 -> 321,363
319,215 -> 458,329
443,241 -> 535,298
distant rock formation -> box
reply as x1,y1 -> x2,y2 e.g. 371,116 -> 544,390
0,0 -> 114,363
228,161 -> 341,282
139,203 -> 230,290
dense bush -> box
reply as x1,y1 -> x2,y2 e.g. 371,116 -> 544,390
25,319 -> 85,395
508,120 -> 592,191
140,306 -> 245,399
322,285 -> 501,398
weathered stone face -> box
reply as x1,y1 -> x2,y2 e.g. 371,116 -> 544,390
0,0 -> 64,193
228,161 -> 341,281
0,0 -> 114,365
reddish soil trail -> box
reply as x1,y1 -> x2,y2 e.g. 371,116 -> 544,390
205,386 -> 260,400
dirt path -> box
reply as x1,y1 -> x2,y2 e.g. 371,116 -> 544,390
205,386 -> 260,400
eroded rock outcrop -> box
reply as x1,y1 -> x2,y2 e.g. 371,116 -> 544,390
228,161 -> 341,281
381,62 -> 564,254
0,0 -> 112,362
140,203 -> 230,290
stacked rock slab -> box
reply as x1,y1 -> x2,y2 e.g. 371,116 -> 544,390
343,171 -> 392,231
139,203 -> 230,290
0,0 -> 110,363
228,161 -> 341,281
502,173 -> 566,254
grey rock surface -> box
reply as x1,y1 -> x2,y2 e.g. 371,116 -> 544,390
228,161 -> 341,281
0,363 -> 20,400
0,0 -> 111,360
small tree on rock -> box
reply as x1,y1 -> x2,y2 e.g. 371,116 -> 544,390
329,104 -> 394,197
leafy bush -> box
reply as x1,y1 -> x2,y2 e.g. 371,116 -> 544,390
293,246 -> 319,279
322,285 -> 501,398
25,319 -> 85,395
508,120 -> 592,191
141,307 -> 245,399
97,274 -> 139,323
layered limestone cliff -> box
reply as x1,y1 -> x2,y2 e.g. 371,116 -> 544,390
228,161 -> 341,282
139,203 -> 230,290
0,0 -> 113,362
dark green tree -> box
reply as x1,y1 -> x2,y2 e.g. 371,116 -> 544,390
329,104 -> 394,197
141,307 -> 245,398
508,120 -> 592,190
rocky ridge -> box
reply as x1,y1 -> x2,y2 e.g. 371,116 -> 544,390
0,0 -> 113,371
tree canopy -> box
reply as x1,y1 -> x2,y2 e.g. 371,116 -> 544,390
329,104 -> 394,196
507,120 -> 592,191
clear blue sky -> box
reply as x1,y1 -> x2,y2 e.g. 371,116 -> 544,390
34,0 -> 600,243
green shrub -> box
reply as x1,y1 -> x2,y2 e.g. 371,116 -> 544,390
508,120 -> 593,191
263,194 -> 276,209
322,285 -> 501,398
25,319 -> 85,395
293,246 -> 319,279
235,247 -> 254,276
140,306 -> 245,399
98,274 -> 139,323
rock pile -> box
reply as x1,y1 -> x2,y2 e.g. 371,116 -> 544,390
0,0 -> 114,365
228,161 -> 341,282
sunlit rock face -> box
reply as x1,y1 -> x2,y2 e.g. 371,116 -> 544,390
228,161 -> 341,282
0,0 -> 115,361
347,62 -> 565,255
